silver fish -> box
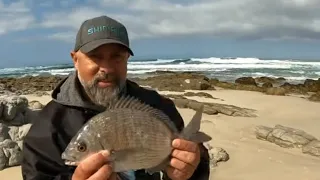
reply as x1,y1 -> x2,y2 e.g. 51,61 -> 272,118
61,95 -> 212,175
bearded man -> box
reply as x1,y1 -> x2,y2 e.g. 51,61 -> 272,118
21,15 -> 210,180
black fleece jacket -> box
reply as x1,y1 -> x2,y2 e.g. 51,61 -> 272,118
21,72 -> 210,180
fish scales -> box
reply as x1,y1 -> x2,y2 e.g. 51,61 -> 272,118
101,109 -> 173,151
86,107 -> 174,170
61,95 -> 212,174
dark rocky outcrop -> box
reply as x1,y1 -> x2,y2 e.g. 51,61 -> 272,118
0,72 -> 318,102
0,75 -> 66,95
235,77 -> 257,86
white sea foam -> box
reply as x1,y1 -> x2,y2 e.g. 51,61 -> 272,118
0,57 -> 319,83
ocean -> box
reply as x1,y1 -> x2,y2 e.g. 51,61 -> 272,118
0,57 -> 319,84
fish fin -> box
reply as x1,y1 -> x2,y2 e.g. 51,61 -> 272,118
145,156 -> 170,175
180,104 -> 212,143
189,131 -> 212,143
109,150 -> 131,172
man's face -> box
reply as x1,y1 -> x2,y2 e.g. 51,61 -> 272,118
71,43 -> 129,107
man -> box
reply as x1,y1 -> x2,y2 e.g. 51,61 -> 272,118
21,15 -> 210,180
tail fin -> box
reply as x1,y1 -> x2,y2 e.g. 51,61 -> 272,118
180,104 -> 212,143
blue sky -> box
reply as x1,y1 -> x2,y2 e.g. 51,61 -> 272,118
1,0 -> 320,68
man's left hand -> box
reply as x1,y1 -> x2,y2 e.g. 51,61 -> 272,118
165,138 -> 200,180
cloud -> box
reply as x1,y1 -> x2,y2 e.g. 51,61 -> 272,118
39,0 -> 320,42
0,1 -> 35,35
47,31 -> 76,43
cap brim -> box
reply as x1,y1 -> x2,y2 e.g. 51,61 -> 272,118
79,39 -> 134,56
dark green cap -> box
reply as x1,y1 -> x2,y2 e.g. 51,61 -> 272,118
74,15 -> 134,56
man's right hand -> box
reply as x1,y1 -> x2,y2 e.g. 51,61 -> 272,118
72,150 -> 117,180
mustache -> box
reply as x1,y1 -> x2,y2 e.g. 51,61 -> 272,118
93,72 -> 117,83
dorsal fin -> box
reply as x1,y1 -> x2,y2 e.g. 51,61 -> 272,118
106,95 -> 179,133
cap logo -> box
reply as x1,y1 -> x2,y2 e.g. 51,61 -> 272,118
87,25 -> 126,39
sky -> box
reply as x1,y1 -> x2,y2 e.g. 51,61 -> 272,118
1,0 -> 320,68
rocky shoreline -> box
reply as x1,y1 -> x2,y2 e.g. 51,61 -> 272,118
0,71 -> 319,178
0,71 -> 319,102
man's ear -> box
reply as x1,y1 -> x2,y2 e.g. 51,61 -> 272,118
70,51 -> 79,70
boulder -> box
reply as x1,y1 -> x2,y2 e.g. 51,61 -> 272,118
235,77 -> 257,86
262,82 -> 273,88
304,79 -> 320,92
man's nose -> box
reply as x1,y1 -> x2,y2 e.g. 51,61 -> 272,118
98,58 -> 116,73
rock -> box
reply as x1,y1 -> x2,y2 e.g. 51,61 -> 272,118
236,84 -> 264,92
268,124 -> 315,148
302,140 -> 320,157
235,77 -> 257,86
132,72 -> 214,92
0,95 -> 28,121
203,106 -> 219,115
28,100 -> 44,110
16,140 -> 23,151
4,144 -> 22,167
271,128 -> 310,148
171,98 -> 257,117
255,125 -> 273,140
274,124 -> 316,141
214,81 -> 236,89
262,82 -> 273,88
8,124 -> 32,142
0,139 -> 22,169
255,77 -> 277,84
188,101 -> 204,110
0,123 -> 9,141
0,148 -> 5,170
209,78 -> 219,85
280,83 -> 308,95
0,75 -> 66,94
204,144 -> 229,168
255,124 -> 318,153
265,87 -> 286,96
276,77 -> 286,81
210,147 -> 229,163
304,79 -> 320,92
183,92 -> 215,99
308,92 -> 320,102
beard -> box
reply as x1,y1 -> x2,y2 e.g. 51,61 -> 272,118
78,71 -> 126,107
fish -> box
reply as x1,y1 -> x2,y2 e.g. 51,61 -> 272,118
61,94 -> 212,175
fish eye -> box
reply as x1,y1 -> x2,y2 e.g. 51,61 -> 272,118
77,142 -> 87,152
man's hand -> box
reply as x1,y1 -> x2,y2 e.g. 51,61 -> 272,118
165,139 -> 201,180
72,150 -> 117,180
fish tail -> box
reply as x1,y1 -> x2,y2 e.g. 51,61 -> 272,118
179,104 -> 212,143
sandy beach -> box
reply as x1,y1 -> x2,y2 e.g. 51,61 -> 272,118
1,87 -> 320,180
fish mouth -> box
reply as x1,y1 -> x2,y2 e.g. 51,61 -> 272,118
64,160 -> 79,166
62,152 -> 79,166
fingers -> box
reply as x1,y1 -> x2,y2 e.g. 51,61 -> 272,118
166,165 -> 190,180
72,150 -> 110,180
172,139 -> 199,153
169,157 -> 194,173
171,149 -> 199,167
87,164 -> 113,180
